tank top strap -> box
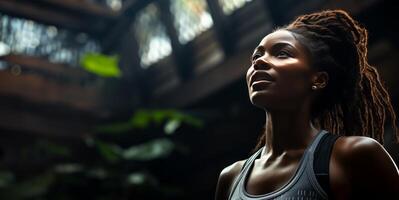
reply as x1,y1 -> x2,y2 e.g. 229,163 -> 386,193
307,130 -> 329,153
242,147 -> 264,172
228,147 -> 264,199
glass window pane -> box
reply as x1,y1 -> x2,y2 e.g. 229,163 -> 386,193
218,0 -> 253,15
0,13 -> 101,67
133,4 -> 172,68
170,0 -> 213,44
105,0 -> 122,11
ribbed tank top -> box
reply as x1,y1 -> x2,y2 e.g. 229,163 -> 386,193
229,130 -> 329,200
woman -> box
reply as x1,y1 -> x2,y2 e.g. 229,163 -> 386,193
215,10 -> 399,200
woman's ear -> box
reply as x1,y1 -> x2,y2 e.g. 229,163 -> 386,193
311,72 -> 328,90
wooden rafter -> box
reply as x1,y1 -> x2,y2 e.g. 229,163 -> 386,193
0,0 -> 118,33
0,70 -> 102,112
150,47 -> 253,107
33,0 -> 119,19
1,54 -> 89,79
101,0 -> 154,51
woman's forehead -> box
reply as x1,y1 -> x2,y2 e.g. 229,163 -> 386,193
258,29 -> 300,48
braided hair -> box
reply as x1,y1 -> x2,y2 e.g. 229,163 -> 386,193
254,10 -> 398,150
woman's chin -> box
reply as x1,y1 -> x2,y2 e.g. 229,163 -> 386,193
249,91 -> 272,108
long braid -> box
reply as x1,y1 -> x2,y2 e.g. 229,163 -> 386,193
254,10 -> 397,150
300,10 -> 397,142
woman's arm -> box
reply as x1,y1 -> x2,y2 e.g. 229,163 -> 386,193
215,160 -> 245,200
330,136 -> 399,199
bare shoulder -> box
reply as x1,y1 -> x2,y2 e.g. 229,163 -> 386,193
333,136 -> 398,167
215,160 -> 246,200
330,136 -> 399,198
220,160 -> 246,179
335,136 -> 387,154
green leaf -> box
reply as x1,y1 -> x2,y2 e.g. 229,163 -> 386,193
0,171 -> 14,188
3,172 -> 55,198
127,173 -> 145,185
126,172 -> 158,186
152,110 -> 168,124
95,121 -> 133,133
163,110 -> 203,128
95,140 -> 122,163
94,109 -> 203,134
130,110 -> 152,129
80,53 -> 121,77
36,140 -> 70,157
86,168 -> 107,179
181,115 -> 203,128
84,136 -> 95,147
123,138 -> 174,161
53,163 -> 84,174
164,119 -> 181,135
171,111 -> 203,128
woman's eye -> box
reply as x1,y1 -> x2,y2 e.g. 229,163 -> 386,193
276,51 -> 290,58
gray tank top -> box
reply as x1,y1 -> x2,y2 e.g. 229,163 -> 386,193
229,130 -> 329,200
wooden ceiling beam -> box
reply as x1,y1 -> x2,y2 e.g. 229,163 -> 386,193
0,0 -> 112,33
33,0 -> 119,19
101,0 -> 153,51
0,70 -> 104,114
149,48 -> 253,108
0,54 -> 141,119
1,54 -> 89,79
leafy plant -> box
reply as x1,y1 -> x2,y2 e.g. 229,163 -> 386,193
80,53 -> 121,77
0,109 -> 202,199
96,109 -> 203,134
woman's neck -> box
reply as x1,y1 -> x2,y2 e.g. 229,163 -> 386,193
263,108 -> 319,157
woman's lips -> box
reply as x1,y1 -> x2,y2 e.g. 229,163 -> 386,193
251,80 -> 272,90
250,71 -> 273,84
249,71 -> 274,90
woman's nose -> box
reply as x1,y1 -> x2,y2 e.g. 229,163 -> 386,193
253,55 -> 271,71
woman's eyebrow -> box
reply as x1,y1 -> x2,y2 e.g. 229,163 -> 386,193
253,46 -> 265,53
254,42 -> 296,53
270,42 -> 296,51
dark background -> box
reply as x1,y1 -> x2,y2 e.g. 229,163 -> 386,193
0,0 -> 398,199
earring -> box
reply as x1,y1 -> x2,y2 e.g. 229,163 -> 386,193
312,85 -> 317,90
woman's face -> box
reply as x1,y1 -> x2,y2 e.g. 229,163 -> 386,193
246,29 -> 314,111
